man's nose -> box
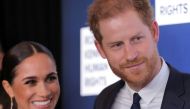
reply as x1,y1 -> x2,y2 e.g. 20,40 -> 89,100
124,44 -> 138,61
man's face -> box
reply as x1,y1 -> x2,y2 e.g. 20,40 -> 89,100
96,9 -> 161,90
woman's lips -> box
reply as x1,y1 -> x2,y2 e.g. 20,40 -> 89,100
32,100 -> 51,106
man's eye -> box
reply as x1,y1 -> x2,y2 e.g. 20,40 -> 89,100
25,80 -> 36,85
134,36 -> 141,41
111,42 -> 123,48
132,36 -> 144,43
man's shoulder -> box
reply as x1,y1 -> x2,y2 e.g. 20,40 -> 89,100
165,64 -> 190,108
94,80 -> 124,109
168,64 -> 190,78
168,64 -> 190,90
97,80 -> 124,98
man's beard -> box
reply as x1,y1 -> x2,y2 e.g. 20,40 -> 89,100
108,51 -> 159,90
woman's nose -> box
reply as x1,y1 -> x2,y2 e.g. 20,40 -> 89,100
37,83 -> 52,98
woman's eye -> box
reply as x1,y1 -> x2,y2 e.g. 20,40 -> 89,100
25,80 -> 36,85
47,76 -> 57,82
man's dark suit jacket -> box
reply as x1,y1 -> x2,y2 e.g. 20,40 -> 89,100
94,65 -> 190,109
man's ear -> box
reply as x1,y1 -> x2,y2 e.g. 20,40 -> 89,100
151,20 -> 159,43
2,80 -> 14,98
95,40 -> 106,59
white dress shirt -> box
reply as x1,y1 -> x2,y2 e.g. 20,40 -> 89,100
112,59 -> 170,109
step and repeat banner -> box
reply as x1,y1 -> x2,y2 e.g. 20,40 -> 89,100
80,27 -> 119,97
62,0 -> 190,109
155,0 -> 190,72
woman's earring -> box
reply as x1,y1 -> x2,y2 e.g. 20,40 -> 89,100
10,97 -> 13,109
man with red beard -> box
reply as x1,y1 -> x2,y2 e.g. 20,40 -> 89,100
88,0 -> 190,109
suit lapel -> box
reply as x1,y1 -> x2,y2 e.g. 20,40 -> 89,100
106,80 -> 125,109
161,67 -> 185,109
94,80 -> 125,109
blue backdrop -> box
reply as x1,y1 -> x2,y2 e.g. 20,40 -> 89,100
61,0 -> 190,109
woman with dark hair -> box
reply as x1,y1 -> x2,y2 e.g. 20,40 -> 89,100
0,41 -> 60,109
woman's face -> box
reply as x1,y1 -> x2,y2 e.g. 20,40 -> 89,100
7,53 -> 60,109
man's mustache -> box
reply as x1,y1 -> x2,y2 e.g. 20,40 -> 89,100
119,58 -> 146,68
